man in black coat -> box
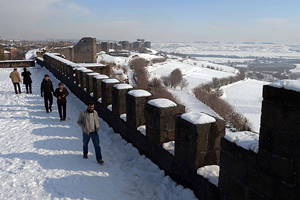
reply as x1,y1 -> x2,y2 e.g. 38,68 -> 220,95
54,82 -> 69,121
41,74 -> 54,113
21,68 -> 32,94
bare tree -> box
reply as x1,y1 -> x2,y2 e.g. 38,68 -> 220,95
161,76 -> 171,87
179,78 -> 189,90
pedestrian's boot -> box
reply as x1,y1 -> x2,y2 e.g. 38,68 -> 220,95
97,160 -> 104,165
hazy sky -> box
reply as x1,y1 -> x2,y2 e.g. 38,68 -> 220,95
1,0 -> 300,43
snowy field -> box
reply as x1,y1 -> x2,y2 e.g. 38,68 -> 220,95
290,64 -> 300,73
0,66 -> 196,200
221,79 -> 268,133
148,60 -> 235,90
152,42 -> 300,58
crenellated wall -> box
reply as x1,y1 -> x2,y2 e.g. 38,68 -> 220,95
219,84 -> 300,200
42,53 -> 300,200
43,53 -> 224,199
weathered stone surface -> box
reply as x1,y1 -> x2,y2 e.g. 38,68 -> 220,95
146,102 -> 185,145
126,92 -> 151,128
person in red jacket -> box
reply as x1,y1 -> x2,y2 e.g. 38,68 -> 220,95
54,82 -> 69,121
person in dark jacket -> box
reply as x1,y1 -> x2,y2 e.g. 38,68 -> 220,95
54,82 -> 69,121
41,74 -> 54,113
21,68 -> 32,94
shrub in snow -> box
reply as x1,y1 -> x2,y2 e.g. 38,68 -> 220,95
149,78 -> 177,103
130,57 -> 149,90
170,68 -> 183,88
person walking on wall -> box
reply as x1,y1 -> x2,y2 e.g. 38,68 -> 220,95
21,67 -> 32,94
41,74 -> 54,113
54,82 -> 69,121
77,102 -> 104,165
9,68 -> 22,94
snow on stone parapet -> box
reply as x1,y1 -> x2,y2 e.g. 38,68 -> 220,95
181,112 -> 216,125
162,141 -> 175,155
114,83 -> 133,90
77,67 -> 87,71
82,69 -> 93,73
87,72 -> 99,76
225,131 -> 259,153
128,89 -> 151,97
270,79 -> 300,92
197,165 -> 220,186
120,113 -> 127,122
137,125 -> 146,136
95,74 -> 109,79
102,78 -> 119,84
148,98 -> 177,108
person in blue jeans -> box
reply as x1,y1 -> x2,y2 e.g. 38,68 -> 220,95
77,102 -> 104,164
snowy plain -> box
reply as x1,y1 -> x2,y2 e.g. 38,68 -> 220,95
0,66 -> 197,200
152,42 -> 300,58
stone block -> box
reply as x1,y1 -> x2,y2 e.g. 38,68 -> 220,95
226,176 -> 248,200
247,166 -> 277,199
277,181 -> 300,200
86,73 -> 99,94
258,149 -> 272,173
101,79 -> 120,108
261,100 -> 300,140
220,150 -> 248,181
111,84 -> 132,116
145,101 -> 185,145
93,75 -> 108,102
80,69 -> 93,89
263,84 -> 300,108
270,155 -> 295,185
126,91 -> 151,128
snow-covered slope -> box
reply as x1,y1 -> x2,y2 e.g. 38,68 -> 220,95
221,79 -> 268,133
0,66 -> 196,200
148,60 -> 235,90
169,90 -> 220,118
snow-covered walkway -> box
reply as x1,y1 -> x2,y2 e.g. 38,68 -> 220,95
0,66 -> 196,200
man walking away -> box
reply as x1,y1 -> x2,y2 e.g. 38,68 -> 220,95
41,74 -> 54,113
54,82 -> 69,121
77,102 -> 104,165
21,68 -> 32,94
9,68 -> 22,94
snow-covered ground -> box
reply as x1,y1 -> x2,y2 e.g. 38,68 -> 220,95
221,79 -> 268,133
152,42 -> 300,58
169,90 -> 220,118
194,57 -> 254,64
0,66 -> 197,200
148,60 -> 235,90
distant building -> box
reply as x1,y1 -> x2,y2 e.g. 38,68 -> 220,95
51,37 -> 152,63
53,37 -> 97,63
144,41 -> 151,49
